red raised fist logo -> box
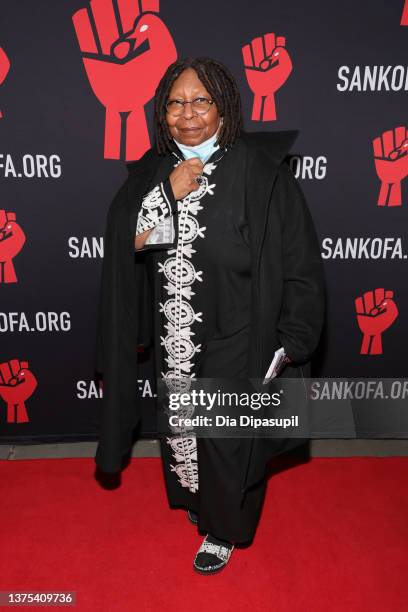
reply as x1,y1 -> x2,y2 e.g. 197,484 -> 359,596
355,288 -> 398,355
401,1 -> 408,25
0,209 -> 26,283
242,32 -> 292,121
72,0 -> 177,161
373,126 -> 408,207
0,46 -> 10,119
0,359 -> 38,423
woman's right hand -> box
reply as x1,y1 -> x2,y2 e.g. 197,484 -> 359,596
169,157 -> 204,200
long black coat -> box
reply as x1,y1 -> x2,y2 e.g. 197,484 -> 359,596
94,129 -> 326,497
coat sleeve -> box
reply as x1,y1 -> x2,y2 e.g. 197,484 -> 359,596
275,162 -> 326,364
135,177 -> 178,251
135,177 -> 178,234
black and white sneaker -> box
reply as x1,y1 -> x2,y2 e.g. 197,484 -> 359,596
187,510 -> 198,525
193,534 -> 234,575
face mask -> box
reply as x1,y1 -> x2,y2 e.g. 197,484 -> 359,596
173,120 -> 222,163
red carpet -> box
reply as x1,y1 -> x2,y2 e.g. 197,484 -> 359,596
1,456 -> 407,611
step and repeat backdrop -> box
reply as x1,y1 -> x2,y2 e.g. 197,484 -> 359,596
0,1 -> 407,444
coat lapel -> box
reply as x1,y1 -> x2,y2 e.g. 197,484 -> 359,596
242,129 -> 299,250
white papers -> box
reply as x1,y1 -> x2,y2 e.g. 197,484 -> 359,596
262,347 -> 287,385
144,214 -> 175,246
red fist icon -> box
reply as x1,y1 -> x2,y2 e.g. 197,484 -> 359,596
72,0 -> 177,161
401,0 -> 408,25
373,126 -> 408,207
355,288 -> 398,355
0,359 -> 38,423
242,32 -> 293,121
0,46 -> 10,119
0,209 -> 26,283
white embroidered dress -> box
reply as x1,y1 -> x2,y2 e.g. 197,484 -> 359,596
135,147 -> 227,493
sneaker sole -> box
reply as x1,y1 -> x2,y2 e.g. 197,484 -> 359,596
193,560 -> 228,575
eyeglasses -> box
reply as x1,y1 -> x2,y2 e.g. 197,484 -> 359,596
165,97 -> 215,117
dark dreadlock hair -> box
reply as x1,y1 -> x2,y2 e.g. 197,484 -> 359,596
153,57 -> 244,155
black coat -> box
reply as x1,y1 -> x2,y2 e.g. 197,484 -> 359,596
94,129 -> 326,497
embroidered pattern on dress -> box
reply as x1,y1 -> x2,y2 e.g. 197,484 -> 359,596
195,537 -> 234,562
136,182 -> 174,234
159,152 -> 225,493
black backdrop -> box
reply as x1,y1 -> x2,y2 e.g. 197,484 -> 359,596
1,0 -> 407,443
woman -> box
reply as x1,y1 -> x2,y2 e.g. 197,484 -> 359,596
95,57 -> 326,575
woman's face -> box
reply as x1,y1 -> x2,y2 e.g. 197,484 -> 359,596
165,67 -> 221,146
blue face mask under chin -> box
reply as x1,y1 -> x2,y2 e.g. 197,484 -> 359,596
173,127 -> 221,164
